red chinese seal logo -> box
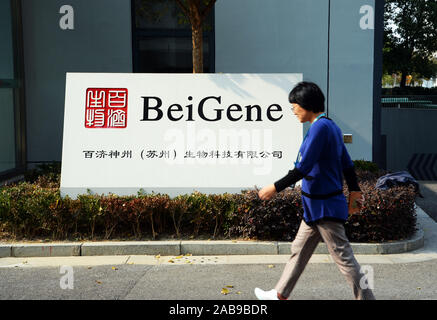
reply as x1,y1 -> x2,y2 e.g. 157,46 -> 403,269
85,88 -> 128,128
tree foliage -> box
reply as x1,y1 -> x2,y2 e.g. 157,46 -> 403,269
384,0 -> 437,87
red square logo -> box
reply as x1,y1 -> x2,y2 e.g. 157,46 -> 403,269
85,88 -> 128,128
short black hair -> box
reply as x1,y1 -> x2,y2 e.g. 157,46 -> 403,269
289,82 -> 325,113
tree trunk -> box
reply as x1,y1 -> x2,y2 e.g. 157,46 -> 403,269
176,0 -> 216,73
192,24 -> 203,73
400,71 -> 407,88
175,0 -> 216,73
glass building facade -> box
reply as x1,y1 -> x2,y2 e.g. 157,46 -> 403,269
0,0 -> 383,179
0,0 -> 26,180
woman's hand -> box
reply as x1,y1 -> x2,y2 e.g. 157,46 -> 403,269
348,191 -> 365,215
258,184 -> 277,201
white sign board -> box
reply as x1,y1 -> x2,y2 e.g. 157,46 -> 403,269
60,73 -> 303,198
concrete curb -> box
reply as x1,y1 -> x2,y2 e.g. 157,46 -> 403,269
81,241 -> 180,256
11,243 -> 81,257
0,245 -> 11,258
0,228 -> 424,258
181,241 -> 278,256
315,228 -> 424,255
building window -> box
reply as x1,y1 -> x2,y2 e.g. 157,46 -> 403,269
0,0 -> 26,179
131,0 -> 215,73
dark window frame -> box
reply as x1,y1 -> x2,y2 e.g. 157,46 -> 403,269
130,0 -> 215,73
373,0 -> 384,169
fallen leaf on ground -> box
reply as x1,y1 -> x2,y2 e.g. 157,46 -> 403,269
225,285 -> 234,288
175,255 -> 183,259
268,265 -> 275,268
155,254 -> 161,259
96,280 -> 102,284
111,267 -> 118,270
185,253 -> 192,256
236,291 -> 242,295
168,259 -> 175,263
221,288 -> 230,295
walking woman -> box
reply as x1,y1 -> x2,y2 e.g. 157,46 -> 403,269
255,82 -> 375,300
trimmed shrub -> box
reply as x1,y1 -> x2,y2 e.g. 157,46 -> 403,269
344,182 -> 417,242
229,188 -> 303,241
228,182 -> 417,242
100,195 -> 135,239
0,172 -> 418,242
0,183 -> 60,239
353,160 -> 379,174
352,160 -> 391,182
49,195 -> 81,239
24,162 -> 61,188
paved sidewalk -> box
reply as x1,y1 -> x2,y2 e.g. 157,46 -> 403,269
416,181 -> 437,223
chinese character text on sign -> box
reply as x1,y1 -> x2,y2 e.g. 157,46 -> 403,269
85,88 -> 128,128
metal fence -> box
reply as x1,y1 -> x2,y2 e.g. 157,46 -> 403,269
382,95 -> 437,109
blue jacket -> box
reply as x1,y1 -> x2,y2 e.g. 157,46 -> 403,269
296,118 -> 353,223
376,171 -> 423,197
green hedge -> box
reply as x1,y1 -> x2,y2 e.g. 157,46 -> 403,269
0,182 -> 417,243
0,161 -> 418,242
